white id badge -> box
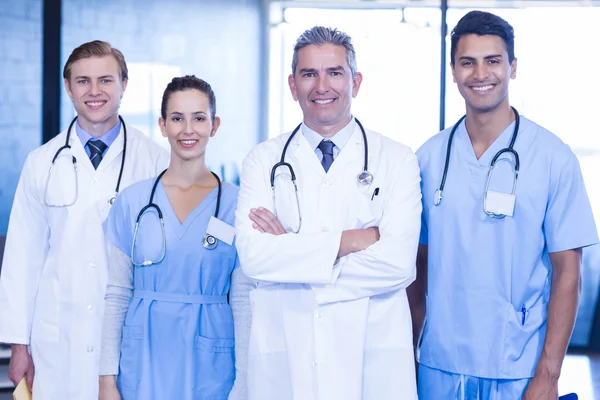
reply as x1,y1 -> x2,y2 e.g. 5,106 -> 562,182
206,216 -> 235,245
485,190 -> 516,217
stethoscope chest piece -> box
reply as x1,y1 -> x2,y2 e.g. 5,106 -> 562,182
202,234 -> 218,250
357,170 -> 373,186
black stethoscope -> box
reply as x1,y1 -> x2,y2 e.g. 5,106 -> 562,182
45,115 -> 127,207
271,117 -> 373,187
130,169 -> 222,267
434,106 -> 520,218
269,118 -> 373,233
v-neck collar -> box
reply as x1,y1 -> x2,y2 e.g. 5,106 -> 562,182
456,118 -> 517,168
156,180 -> 220,239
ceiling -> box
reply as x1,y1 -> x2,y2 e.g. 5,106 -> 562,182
273,0 -> 600,8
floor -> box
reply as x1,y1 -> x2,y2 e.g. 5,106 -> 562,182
0,353 -> 599,399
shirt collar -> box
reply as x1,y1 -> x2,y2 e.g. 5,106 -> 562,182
301,118 -> 357,152
75,118 -> 121,147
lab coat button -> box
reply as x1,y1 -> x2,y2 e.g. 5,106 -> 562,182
92,177 -> 98,183
322,180 -> 331,187
87,305 -> 94,311
312,361 -> 318,367
89,262 -> 96,269
87,346 -> 94,352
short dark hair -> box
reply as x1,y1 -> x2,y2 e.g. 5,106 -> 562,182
450,11 -> 515,65
160,75 -> 216,120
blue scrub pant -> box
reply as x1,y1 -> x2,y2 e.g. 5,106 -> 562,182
418,364 -> 530,400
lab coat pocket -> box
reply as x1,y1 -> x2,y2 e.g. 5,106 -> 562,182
118,326 -> 143,393
248,287 -> 287,355
31,280 -> 60,343
502,301 -> 547,377
193,336 -> 235,399
351,191 -> 384,228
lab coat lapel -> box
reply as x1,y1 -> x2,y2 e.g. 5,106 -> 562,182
68,131 -> 95,176
286,131 -> 326,179
329,125 -> 362,181
96,125 -> 125,174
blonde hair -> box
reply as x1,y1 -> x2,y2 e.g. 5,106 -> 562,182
63,40 -> 128,81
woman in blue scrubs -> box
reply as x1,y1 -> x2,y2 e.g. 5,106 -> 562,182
98,75 -> 251,400
409,11 -> 598,400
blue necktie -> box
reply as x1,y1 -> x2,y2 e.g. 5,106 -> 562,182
87,139 -> 107,169
318,140 -> 335,172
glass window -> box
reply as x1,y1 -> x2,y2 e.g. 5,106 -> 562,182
269,6 -> 441,152
60,0 -> 265,178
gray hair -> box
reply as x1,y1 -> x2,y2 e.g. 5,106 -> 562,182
291,26 -> 358,77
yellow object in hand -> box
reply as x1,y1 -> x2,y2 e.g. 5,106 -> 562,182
13,378 -> 32,400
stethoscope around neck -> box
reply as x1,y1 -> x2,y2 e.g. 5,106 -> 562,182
130,169 -> 222,267
44,115 -> 127,207
434,106 -> 520,219
269,118 -> 373,233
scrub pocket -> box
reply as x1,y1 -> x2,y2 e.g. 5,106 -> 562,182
118,325 -> 143,394
193,335 -> 235,399
502,301 -> 548,378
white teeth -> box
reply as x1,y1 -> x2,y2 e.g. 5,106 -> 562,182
314,99 -> 334,104
86,101 -> 105,106
180,140 -> 197,145
473,85 -> 493,92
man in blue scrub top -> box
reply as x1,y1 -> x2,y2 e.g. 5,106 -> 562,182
409,11 -> 598,400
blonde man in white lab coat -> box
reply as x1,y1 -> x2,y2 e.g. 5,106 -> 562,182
235,26 -> 421,400
0,41 -> 168,399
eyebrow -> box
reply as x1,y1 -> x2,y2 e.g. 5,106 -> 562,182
169,111 -> 208,116
299,68 -> 317,75
458,54 -> 503,61
73,75 -> 117,80
298,65 -> 345,74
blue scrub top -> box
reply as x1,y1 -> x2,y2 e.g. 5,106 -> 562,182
417,115 -> 598,379
104,176 -> 240,400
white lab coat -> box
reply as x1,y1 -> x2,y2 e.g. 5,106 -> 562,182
235,125 -> 422,400
0,124 -> 169,400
